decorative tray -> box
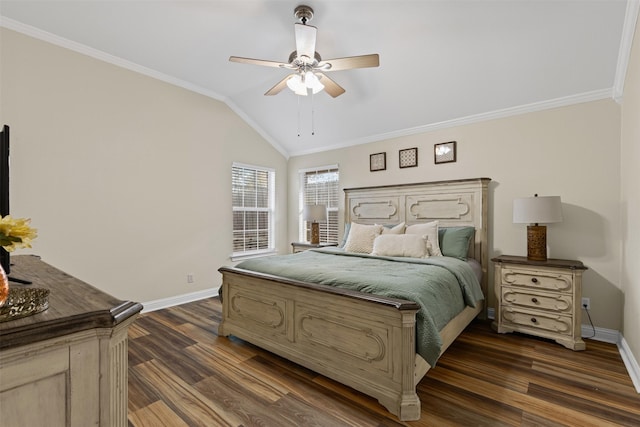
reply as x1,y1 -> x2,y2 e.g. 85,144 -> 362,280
0,287 -> 50,322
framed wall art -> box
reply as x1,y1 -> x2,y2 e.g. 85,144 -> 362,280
399,147 -> 418,168
434,141 -> 457,164
370,152 -> 386,171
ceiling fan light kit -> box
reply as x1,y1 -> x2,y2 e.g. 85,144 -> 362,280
229,5 -> 379,98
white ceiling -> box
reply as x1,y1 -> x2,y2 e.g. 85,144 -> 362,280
0,1 -> 631,157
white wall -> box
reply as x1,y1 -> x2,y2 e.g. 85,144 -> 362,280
621,11 -> 640,375
288,99 -> 623,331
0,28 -> 288,303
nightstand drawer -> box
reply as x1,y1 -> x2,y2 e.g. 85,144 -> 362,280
501,307 -> 572,336
501,267 -> 573,292
502,288 -> 573,313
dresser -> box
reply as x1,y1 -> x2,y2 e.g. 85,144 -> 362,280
0,255 -> 142,426
492,255 -> 587,350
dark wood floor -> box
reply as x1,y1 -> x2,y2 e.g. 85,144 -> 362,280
128,297 -> 640,426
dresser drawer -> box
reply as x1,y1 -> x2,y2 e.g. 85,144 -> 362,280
502,287 -> 573,313
501,307 -> 572,336
501,267 -> 573,292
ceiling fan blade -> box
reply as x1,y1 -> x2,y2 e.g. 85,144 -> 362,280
264,75 -> 292,96
319,54 -> 380,71
229,56 -> 287,68
294,23 -> 317,60
317,73 -> 345,98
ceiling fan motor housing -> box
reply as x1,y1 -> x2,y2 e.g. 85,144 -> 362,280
294,5 -> 314,24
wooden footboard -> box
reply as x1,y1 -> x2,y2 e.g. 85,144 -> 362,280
219,266 -> 425,421
218,266 -> 482,421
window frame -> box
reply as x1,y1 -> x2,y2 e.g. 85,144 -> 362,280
231,162 -> 276,261
298,164 -> 340,244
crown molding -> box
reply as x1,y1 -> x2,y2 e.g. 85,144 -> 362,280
0,14 -> 625,159
0,16 -> 290,158
289,88 -> 613,157
613,0 -> 640,103
0,16 -> 226,102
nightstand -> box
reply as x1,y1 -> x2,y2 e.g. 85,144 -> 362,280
492,255 -> 587,350
291,242 -> 337,253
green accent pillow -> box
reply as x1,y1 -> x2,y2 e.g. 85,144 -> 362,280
438,226 -> 475,260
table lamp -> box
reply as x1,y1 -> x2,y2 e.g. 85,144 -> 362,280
513,194 -> 563,261
303,204 -> 327,244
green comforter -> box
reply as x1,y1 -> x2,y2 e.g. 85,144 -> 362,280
234,247 -> 484,367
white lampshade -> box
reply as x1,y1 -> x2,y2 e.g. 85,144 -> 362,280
303,204 -> 327,222
513,195 -> 563,224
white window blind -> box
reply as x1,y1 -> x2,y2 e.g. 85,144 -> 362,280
232,163 -> 275,258
299,166 -> 339,244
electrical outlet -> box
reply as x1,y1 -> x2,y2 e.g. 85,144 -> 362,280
581,297 -> 590,310
187,273 -> 194,284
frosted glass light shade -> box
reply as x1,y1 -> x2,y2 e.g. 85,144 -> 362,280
287,74 -> 307,96
305,72 -> 324,94
513,196 -> 563,224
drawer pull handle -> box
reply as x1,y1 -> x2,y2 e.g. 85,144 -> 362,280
531,297 -> 538,303
531,317 -> 538,323
531,278 -> 538,283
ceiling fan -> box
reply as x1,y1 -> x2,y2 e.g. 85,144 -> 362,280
229,5 -> 379,98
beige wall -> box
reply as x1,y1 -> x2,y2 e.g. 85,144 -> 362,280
288,99 -> 623,331
0,28 -> 288,303
621,13 -> 640,370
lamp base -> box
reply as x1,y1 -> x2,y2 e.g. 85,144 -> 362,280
310,222 -> 320,245
527,225 -> 547,261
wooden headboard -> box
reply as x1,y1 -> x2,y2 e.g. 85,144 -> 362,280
344,177 -> 491,301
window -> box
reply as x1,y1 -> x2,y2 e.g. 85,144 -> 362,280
232,163 -> 275,259
299,165 -> 339,244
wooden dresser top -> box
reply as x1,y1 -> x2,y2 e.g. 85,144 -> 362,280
0,255 -> 142,349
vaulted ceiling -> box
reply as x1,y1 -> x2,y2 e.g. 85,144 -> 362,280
0,1 -> 633,157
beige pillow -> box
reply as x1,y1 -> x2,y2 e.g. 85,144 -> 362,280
372,234 -> 430,258
344,223 -> 383,253
379,222 -> 406,235
406,221 -> 442,256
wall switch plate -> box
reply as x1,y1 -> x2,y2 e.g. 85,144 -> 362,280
581,297 -> 590,310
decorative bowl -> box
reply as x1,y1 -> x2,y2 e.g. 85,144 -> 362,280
0,287 -> 50,322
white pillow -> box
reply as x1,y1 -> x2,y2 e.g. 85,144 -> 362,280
405,221 -> 442,256
379,222 -> 406,235
343,223 -> 383,253
372,234 -> 430,258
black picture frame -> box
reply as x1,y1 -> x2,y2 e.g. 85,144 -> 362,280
370,152 -> 386,172
399,147 -> 418,168
434,141 -> 457,164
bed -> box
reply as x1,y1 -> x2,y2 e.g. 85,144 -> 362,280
218,177 -> 490,421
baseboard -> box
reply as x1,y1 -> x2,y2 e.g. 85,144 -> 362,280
581,324 -> 620,344
580,325 -> 640,393
618,336 -> 640,393
141,287 -> 220,313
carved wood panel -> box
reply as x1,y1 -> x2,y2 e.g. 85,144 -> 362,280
349,197 -> 400,222
294,304 -> 392,375
406,194 -> 473,222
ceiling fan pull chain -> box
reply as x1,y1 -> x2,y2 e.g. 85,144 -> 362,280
311,91 -> 315,136
297,95 -> 301,137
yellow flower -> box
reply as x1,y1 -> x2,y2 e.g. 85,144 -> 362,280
0,215 -> 38,252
